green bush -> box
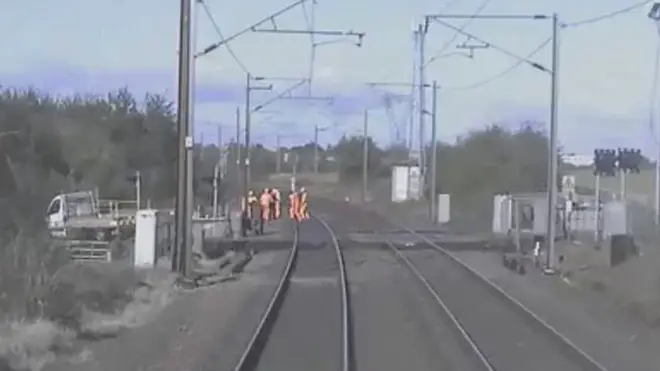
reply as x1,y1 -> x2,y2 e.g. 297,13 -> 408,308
0,87 -> 177,320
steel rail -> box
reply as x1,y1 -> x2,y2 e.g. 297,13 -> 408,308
395,223 -> 609,371
381,236 -> 494,371
231,222 -> 300,371
314,215 -> 352,371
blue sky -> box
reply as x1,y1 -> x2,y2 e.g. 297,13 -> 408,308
1,0 -> 659,155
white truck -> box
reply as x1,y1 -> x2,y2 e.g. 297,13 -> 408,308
46,190 -> 137,242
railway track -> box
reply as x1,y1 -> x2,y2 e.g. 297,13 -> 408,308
230,216 -> 351,371
316,198 -> 610,370
379,225 -> 610,371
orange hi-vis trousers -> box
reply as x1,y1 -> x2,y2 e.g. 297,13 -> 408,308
289,195 -> 299,221
273,198 -> 281,219
272,191 -> 281,220
298,192 -> 309,220
298,202 -> 309,220
260,199 -> 270,221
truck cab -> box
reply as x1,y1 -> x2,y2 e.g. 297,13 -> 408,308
46,191 -> 98,238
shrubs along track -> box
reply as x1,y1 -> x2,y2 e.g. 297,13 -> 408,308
0,253 -> 178,371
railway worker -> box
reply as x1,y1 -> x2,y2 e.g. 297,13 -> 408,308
288,190 -> 299,221
250,190 -> 261,232
241,190 -> 254,219
298,187 -> 309,221
270,188 -> 281,220
256,189 -> 270,234
259,188 -> 272,222
241,190 -> 258,235
266,189 -> 274,220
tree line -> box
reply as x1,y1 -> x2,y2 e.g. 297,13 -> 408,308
195,122 -> 554,213
0,87 -> 556,232
0,87 -> 179,317
0,86 -> 555,317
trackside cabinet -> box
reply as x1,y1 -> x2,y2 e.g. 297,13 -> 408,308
135,209 -> 158,268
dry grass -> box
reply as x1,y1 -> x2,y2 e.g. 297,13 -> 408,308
0,232 -> 69,322
567,248 -> 660,327
569,167 -> 655,200
75,266 -> 176,338
0,320 -> 76,371
0,232 -> 177,371
560,169 -> 660,327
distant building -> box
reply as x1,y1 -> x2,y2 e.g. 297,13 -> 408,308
562,154 -> 593,167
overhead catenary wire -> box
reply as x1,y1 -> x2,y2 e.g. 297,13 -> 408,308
197,0 -> 313,58
198,0 -> 250,74
425,0 -> 654,72
556,0 -> 660,144
376,0 -> 464,83
425,0 -> 655,91
562,0 -> 655,28
430,17 -> 551,73
424,0 -> 494,67
443,37 -> 552,91
363,85 -> 413,142
440,0 -> 465,12
374,0 -> 650,86
300,1 -> 312,28
347,1 -> 474,143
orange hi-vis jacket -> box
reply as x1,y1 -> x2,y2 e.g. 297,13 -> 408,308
271,189 -> 281,219
288,192 -> 299,220
259,191 -> 272,220
299,191 -> 309,220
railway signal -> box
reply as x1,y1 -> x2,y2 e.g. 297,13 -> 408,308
617,148 -> 642,174
593,149 -> 617,177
